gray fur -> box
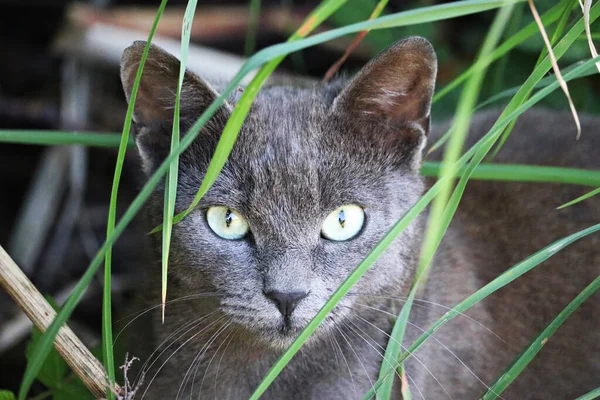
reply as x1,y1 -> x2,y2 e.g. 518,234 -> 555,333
120,38 -> 600,399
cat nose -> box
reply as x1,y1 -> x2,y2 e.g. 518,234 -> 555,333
264,290 -> 309,318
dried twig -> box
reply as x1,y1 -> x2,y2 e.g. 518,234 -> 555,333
529,0 -> 581,138
0,245 -> 116,398
323,0 -> 389,82
110,353 -> 143,400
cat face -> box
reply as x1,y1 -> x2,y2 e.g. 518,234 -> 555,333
121,37 -> 437,349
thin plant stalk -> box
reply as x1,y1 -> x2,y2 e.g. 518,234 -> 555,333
101,1 -> 169,398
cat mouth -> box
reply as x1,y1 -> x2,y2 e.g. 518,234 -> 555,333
276,317 -> 300,335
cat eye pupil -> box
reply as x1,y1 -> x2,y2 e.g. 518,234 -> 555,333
225,209 -> 233,227
338,210 -> 346,228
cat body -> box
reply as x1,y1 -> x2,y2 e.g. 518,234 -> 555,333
120,38 -> 600,399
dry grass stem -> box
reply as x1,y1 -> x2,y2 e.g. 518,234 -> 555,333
579,0 -> 600,73
0,245 -> 116,398
529,0 -> 581,138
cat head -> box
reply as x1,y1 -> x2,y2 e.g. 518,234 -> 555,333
121,37 -> 437,349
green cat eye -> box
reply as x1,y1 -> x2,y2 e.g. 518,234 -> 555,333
206,206 -> 249,240
321,205 -> 365,241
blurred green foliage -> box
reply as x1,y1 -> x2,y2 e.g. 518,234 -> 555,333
327,0 -> 600,120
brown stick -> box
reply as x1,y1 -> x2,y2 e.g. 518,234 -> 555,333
0,245 -> 114,398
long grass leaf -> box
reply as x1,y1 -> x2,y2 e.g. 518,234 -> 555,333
421,162 -> 600,187
0,130 -> 131,147
104,1 -> 169,397
576,388 -> 600,400
160,0 -> 198,322
103,1 -> 169,397
481,272 -> 600,399
557,186 -> 600,209
244,0 -> 261,56
431,0 -> 575,104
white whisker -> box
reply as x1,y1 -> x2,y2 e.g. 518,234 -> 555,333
335,326 -> 377,397
213,329 -> 238,400
328,332 -> 358,400
113,293 -> 222,344
135,309 -> 220,385
342,320 -> 425,400
140,314 -> 227,399
189,321 -> 232,398
353,304 -> 506,400
347,316 -> 450,400
350,293 -> 505,343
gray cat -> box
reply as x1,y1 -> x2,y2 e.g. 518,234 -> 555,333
119,37 -> 600,399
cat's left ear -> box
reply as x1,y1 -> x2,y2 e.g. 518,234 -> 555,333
333,36 -> 437,136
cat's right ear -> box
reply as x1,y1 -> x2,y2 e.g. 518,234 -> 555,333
120,41 -> 231,173
333,37 -> 437,168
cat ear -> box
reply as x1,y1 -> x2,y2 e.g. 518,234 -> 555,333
120,41 -> 231,173
334,36 -> 437,135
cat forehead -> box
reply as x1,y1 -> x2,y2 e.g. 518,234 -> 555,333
228,85 -> 336,162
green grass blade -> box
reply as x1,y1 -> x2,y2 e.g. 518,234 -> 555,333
421,162 -> 600,187
535,0 -> 578,66
576,388 -> 600,400
0,130 -> 131,147
18,2 -> 170,399
104,1 -> 168,398
427,0 -> 572,153
481,273 -> 600,399
557,186 -> 600,209
376,288 -> 416,399
244,0 -> 261,56
490,0 -> 580,158
365,223 -> 600,399
420,0 -> 514,292
378,5 -> 515,398
425,2 -> 600,288
160,0 -> 198,322
474,60 -> 596,110
431,0 -> 573,104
